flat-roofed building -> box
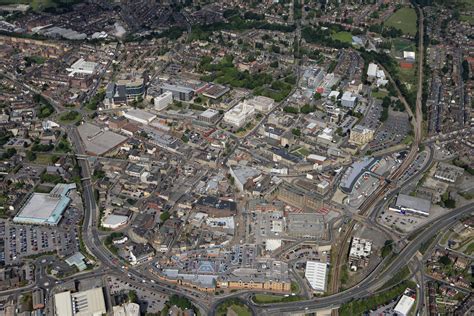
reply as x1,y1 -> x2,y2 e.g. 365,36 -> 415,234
13,183 -> 76,226
305,261 -> 327,292
223,101 -> 255,127
77,122 -> 128,156
105,77 -> 145,106
124,109 -> 156,125
348,237 -> 372,270
102,214 -> 129,229
154,91 -> 173,111
54,288 -> 106,316
394,294 -> 415,316
246,96 -> 275,113
202,84 -> 230,100
66,58 -> 98,76
341,92 -> 357,108
160,83 -> 194,101
198,108 -> 220,123
32,288 -> 45,310
389,194 -> 431,217
434,162 -> 464,183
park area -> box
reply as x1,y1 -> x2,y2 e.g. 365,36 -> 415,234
331,31 -> 353,44
216,299 -> 252,316
385,7 -> 417,36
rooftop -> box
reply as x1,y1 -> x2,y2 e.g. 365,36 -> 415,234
77,122 -> 128,156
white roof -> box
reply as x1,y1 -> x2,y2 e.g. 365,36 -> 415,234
394,295 -> 415,316
305,261 -> 327,291
16,193 -> 60,221
367,63 -> 378,77
113,303 -> 140,316
54,291 -> 73,316
67,58 -> 98,76
103,214 -> 129,227
307,154 -> 327,162
265,239 -> 282,251
328,90 -> 340,98
124,109 -> 157,123
403,51 -> 416,59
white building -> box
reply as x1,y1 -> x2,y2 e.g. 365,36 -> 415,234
124,109 -> 156,125
305,261 -> 327,292
113,303 -> 140,316
394,294 -> 415,316
367,63 -> 378,79
54,288 -> 106,316
229,166 -> 261,192
154,91 -> 173,111
389,194 -> 431,217
341,92 -> 357,108
66,58 -> 98,76
102,214 -> 129,229
224,101 -> 255,127
246,96 -> 275,113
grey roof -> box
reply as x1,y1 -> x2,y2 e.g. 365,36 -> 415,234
395,194 -> 431,214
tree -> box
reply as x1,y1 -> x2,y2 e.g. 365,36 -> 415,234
26,151 -> 36,161
291,128 -> 301,137
128,290 -> 138,303
381,240 -> 393,258
314,92 -> 322,100
439,255 -> 451,266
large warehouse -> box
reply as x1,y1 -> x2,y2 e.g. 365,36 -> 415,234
124,108 -> 157,125
77,122 -> 128,156
13,183 -> 76,226
305,261 -> 328,292
54,288 -> 106,316
389,194 -> 431,217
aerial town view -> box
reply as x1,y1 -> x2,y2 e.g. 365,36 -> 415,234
0,0 -> 473,315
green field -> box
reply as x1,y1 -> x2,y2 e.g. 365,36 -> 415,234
372,90 -> 388,99
331,31 -> 353,44
227,304 -> 251,316
385,7 -> 418,36
392,38 -> 416,54
398,67 -> 417,92
253,294 -> 303,304
460,15 -> 474,25
216,299 -> 252,316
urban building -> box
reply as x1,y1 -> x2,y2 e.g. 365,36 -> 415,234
348,237 -> 372,270
389,194 -> 431,217
154,91 -> 173,111
13,183 -> 76,226
246,96 -> 275,113
305,261 -> 327,292
223,101 -> 255,127
105,78 -> 145,106
349,125 -> 375,146
198,108 -> 220,124
66,58 -> 98,76
77,122 -> 128,156
276,182 -> 324,211
102,214 -> 129,229
434,162 -> 464,183
124,109 -> 156,125
341,92 -> 357,108
160,83 -> 194,101
54,288 -> 106,316
394,291 -> 416,316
